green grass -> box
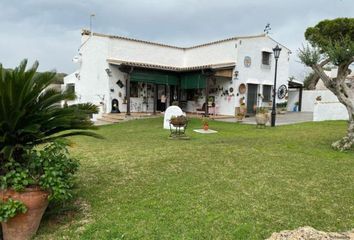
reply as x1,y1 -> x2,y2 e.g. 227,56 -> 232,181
36,118 -> 354,239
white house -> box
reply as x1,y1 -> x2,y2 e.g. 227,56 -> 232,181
64,30 -> 291,118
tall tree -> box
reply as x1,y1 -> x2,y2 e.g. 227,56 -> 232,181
303,71 -> 320,90
299,18 -> 354,151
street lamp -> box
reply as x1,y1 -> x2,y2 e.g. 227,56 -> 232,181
271,44 -> 282,127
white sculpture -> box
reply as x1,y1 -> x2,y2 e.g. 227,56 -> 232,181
163,106 -> 185,129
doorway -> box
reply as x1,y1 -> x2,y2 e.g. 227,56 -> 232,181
247,84 -> 258,114
169,85 -> 178,106
157,85 -> 167,111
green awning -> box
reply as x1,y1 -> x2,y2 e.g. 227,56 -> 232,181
131,71 -> 178,85
130,70 -> 206,89
180,73 -> 206,89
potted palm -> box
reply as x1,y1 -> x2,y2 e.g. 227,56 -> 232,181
0,60 -> 100,240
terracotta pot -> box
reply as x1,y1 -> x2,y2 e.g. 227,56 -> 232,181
203,124 -> 209,131
255,113 -> 269,125
1,187 -> 49,240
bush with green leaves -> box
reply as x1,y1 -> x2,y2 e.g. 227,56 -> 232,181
276,102 -> 288,108
1,141 -> 79,201
0,60 -> 101,221
0,198 -> 27,222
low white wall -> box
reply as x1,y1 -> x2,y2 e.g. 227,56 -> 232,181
313,102 -> 348,121
289,89 -> 349,122
301,90 -> 338,112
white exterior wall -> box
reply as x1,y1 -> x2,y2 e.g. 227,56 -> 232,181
63,72 -> 77,90
62,71 -> 79,106
299,90 -> 339,112
108,65 -> 127,113
293,89 -> 348,121
67,32 -> 290,117
78,36 -> 111,109
235,37 -> 290,109
108,38 -> 184,67
313,102 -> 348,121
184,41 -> 238,66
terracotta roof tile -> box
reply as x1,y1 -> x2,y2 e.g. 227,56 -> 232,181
107,59 -> 235,72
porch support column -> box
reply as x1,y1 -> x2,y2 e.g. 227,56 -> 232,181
298,86 -> 303,112
125,67 -> 134,116
205,77 -> 209,116
153,83 -> 157,115
177,78 -> 181,103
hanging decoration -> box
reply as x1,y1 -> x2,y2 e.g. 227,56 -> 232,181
277,84 -> 288,99
238,83 -> 246,94
244,56 -> 251,68
116,80 -> 124,88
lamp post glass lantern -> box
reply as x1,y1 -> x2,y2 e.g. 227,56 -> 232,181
271,45 -> 282,127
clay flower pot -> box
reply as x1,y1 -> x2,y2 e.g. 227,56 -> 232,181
255,113 -> 269,126
203,124 -> 209,131
1,187 -> 49,240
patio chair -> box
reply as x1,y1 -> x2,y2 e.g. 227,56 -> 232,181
196,103 -> 206,116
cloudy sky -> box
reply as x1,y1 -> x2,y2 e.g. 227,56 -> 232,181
0,0 -> 353,80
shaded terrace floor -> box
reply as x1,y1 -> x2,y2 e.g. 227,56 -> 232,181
216,112 -> 313,126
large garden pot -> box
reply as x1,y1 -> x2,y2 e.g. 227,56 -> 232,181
1,187 -> 49,240
255,113 -> 269,126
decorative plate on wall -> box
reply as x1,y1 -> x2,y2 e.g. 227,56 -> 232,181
244,56 -> 252,68
238,83 -> 246,94
277,84 -> 288,99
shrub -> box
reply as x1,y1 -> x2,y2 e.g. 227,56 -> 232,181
0,60 -> 101,222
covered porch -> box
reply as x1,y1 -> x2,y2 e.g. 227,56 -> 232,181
107,59 -> 235,116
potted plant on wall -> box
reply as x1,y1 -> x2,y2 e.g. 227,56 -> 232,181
276,101 -> 288,114
0,60 -> 100,240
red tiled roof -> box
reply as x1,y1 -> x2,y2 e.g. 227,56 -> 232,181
107,59 -> 235,72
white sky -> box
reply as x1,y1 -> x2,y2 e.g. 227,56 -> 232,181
0,0 -> 353,80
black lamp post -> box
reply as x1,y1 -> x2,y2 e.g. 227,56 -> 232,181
271,44 -> 282,127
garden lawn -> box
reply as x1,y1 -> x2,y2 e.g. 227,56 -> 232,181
36,118 -> 354,240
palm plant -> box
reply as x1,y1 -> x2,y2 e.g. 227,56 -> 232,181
0,60 -> 102,239
0,60 -> 100,166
